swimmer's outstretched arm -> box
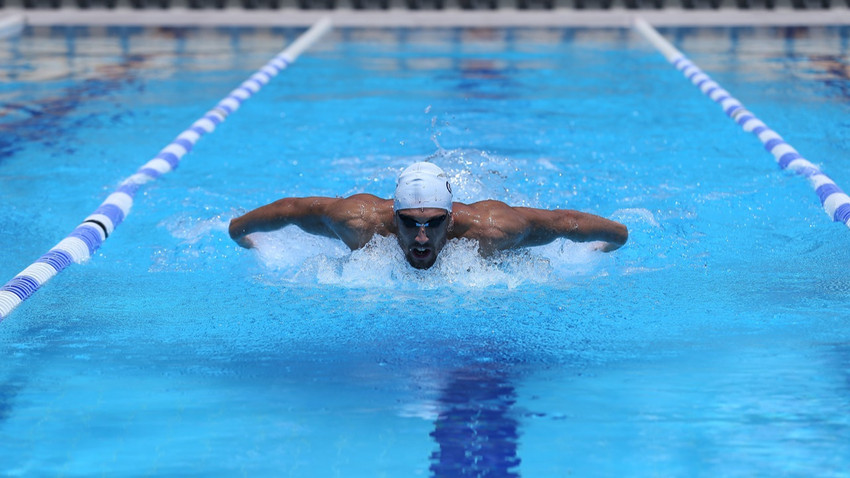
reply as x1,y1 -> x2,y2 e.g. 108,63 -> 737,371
229,197 -> 341,249
229,194 -> 391,249
516,207 -> 628,252
456,201 -> 627,254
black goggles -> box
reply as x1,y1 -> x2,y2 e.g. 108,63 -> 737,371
397,213 -> 448,229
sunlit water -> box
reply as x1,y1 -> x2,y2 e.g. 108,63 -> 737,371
1,25 -> 849,476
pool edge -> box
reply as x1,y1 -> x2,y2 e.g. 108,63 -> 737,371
2,8 -> 850,28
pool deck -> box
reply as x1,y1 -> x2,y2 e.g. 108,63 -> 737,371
2,7 -> 850,28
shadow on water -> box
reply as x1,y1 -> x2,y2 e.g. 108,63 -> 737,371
0,379 -> 22,425
0,26 -> 173,162
430,365 -> 521,478
0,77 -> 135,160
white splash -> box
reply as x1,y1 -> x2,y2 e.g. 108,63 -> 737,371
611,208 -> 660,228
163,214 -> 229,244
252,229 -> 606,290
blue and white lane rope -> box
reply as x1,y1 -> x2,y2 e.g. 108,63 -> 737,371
0,17 -> 333,321
634,17 -> 850,229
0,14 -> 25,39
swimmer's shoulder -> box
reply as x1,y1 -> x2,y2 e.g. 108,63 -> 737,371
342,193 -> 391,207
333,194 -> 393,217
326,194 -> 394,247
330,194 -> 394,226
451,200 -> 516,225
450,200 -> 528,251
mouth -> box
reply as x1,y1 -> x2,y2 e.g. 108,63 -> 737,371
410,246 -> 432,260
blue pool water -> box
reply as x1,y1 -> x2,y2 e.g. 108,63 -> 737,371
1,24 -> 849,475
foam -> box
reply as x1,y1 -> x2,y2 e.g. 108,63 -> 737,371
253,230 -> 607,290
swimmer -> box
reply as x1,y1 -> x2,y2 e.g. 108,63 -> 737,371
229,162 -> 628,270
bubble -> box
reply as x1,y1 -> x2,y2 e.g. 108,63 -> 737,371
612,208 -> 659,228
251,225 -> 348,274
151,213 -> 232,272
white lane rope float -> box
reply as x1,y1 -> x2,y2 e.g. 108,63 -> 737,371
0,17 -> 333,321
634,17 -> 850,230
0,14 -> 25,39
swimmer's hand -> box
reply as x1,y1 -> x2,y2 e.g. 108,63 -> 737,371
592,241 -> 623,253
234,235 -> 255,249
228,219 -> 254,249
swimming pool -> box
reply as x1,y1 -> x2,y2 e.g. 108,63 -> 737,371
1,21 -> 849,475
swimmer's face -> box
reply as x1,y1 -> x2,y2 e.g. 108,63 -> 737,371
395,208 -> 452,270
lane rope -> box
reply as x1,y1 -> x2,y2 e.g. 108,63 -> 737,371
0,17 -> 333,321
0,14 -> 25,39
633,17 -> 850,230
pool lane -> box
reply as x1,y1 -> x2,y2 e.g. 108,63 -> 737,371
0,17 -> 332,322
635,17 -> 850,229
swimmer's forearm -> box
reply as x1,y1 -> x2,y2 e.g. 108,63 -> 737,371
228,197 -> 337,248
228,208 -> 287,248
558,210 -> 628,252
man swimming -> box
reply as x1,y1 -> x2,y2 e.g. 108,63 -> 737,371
228,162 -> 628,270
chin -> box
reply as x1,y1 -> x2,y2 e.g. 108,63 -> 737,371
406,252 -> 438,270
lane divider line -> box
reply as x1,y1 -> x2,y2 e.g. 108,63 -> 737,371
633,17 -> 850,229
0,14 -> 25,40
0,17 -> 333,321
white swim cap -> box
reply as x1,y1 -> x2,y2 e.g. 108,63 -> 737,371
393,162 -> 453,212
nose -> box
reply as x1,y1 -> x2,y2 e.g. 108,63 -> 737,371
415,226 -> 429,244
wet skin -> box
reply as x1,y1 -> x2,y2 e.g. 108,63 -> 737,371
229,195 -> 628,270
